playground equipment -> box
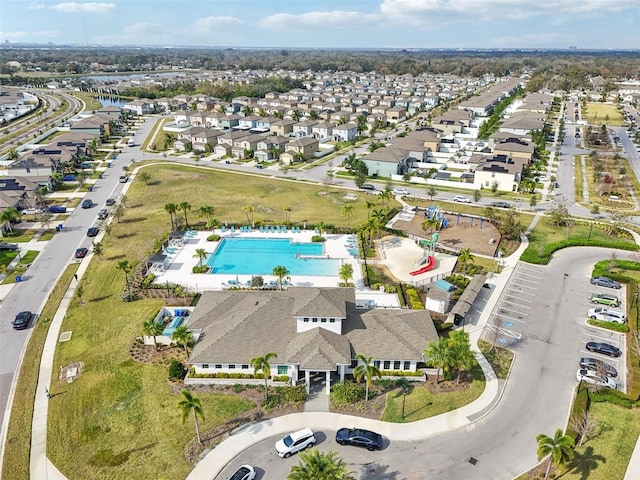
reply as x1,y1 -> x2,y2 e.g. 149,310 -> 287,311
425,205 -> 449,229
410,233 -> 437,276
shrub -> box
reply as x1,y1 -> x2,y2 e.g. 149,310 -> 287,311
192,266 -> 208,274
141,273 -> 155,287
330,381 -> 365,407
207,234 -> 220,241
521,238 -> 637,265
311,235 -> 325,242
405,286 -> 424,309
586,319 -> 630,333
590,389 -> 633,408
232,384 -> 245,393
378,370 -> 423,377
168,359 -> 187,381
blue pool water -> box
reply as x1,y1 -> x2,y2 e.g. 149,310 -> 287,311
207,238 -> 339,276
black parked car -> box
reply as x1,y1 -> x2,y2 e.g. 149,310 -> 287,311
586,342 -> 622,358
0,242 -> 19,251
87,227 -> 99,237
105,198 -> 116,206
13,311 -> 33,330
75,247 -> 89,259
336,428 -> 383,451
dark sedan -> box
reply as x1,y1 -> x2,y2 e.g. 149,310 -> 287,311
87,227 -> 99,237
336,427 -> 383,451
0,242 -> 19,251
580,357 -> 618,378
75,247 -> 89,259
586,341 -> 622,358
105,198 -> 116,206
13,311 -> 33,330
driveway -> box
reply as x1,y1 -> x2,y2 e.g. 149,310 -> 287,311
212,247 -> 629,480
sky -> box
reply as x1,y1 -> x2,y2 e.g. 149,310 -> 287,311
1,0 -> 639,50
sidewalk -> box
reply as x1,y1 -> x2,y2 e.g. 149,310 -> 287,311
186,239 -> 528,480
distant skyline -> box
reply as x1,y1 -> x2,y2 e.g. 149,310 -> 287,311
1,0 -> 639,50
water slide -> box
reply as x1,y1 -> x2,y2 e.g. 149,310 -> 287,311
409,255 -> 435,276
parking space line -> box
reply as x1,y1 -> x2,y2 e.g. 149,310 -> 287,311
581,333 -> 621,344
513,271 -> 544,280
503,295 -> 534,303
505,288 -> 537,297
490,313 -> 525,325
510,281 -> 539,290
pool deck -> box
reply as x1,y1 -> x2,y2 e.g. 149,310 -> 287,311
151,229 -> 456,298
152,229 -> 364,292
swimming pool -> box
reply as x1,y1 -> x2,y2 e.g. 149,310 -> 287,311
206,238 -> 340,276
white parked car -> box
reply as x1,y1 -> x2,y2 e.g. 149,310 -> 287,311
228,464 -> 256,480
392,188 -> 409,195
576,368 -> 616,389
453,195 -> 471,203
21,208 -> 42,215
275,427 -> 316,458
587,307 -> 626,323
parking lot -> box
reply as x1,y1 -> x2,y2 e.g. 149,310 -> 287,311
484,257 -> 627,392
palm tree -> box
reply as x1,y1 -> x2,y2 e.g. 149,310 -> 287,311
364,200 -> 376,219
178,201 -> 191,229
341,204 -> 355,228
424,337 -> 451,384
447,330 -> 476,384
172,325 -> 193,357
193,248 -> 207,268
283,205 -> 292,223
288,449 -> 356,480
115,260 -> 133,298
422,217 -> 440,235
458,247 -> 475,275
309,110 -> 319,120
339,263 -> 353,285
92,241 -> 104,261
250,352 -> 277,401
352,354 -> 381,402
272,265 -> 290,290
315,221 -> 327,236
291,109 -> 302,121
199,205 -> 215,227
536,429 -> 575,480
242,205 -> 255,226
0,207 -> 20,233
379,187 -> 393,208
165,203 -> 178,230
176,389 -> 205,444
142,318 -> 163,351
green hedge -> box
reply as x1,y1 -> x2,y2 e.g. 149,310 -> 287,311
521,238 -> 637,265
379,370 -> 423,377
405,286 -> 424,310
141,273 -> 155,288
590,389 -> 634,408
311,235 -> 325,242
188,368 -> 288,381
207,234 -> 221,241
586,319 -> 630,333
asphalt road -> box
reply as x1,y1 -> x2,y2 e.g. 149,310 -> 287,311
0,117 -> 152,446
215,247 -> 627,480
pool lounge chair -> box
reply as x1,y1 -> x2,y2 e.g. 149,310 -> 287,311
220,226 -> 226,233
230,226 -> 235,232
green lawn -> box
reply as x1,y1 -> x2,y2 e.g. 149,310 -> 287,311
585,103 -> 625,127
42,162 -> 399,480
382,363 -> 485,423
561,401 -> 640,480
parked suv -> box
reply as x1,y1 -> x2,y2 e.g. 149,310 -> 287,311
97,209 -> 109,220
81,199 -> 93,209
587,307 -> 626,323
453,195 -> 471,203
590,293 -> 620,307
275,428 -> 316,458
576,368 -> 616,389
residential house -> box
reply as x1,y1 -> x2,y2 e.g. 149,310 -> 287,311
492,137 -> 535,163
386,106 -> 407,123
270,119 -> 297,137
232,134 -> 265,158
332,123 -> 358,142
293,120 -> 318,138
186,288 -> 438,393
360,146 -> 410,178
218,115 -> 241,130
499,112 -> 545,136
217,131 -> 249,147
469,153 -> 526,192
431,109 -> 472,135
311,122 -> 333,141
123,99 -> 155,115
286,137 -> 319,158
237,115 -> 262,131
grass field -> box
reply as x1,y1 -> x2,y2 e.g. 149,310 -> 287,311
70,91 -> 104,112
382,363 -> 485,423
585,103 -> 625,127
39,163 -> 397,480
2,264 -> 78,480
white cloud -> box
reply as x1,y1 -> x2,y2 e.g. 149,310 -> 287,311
0,30 -> 58,40
28,3 -> 46,10
379,0 -> 639,24
259,10 -> 382,31
49,2 -> 116,14
193,16 -> 244,34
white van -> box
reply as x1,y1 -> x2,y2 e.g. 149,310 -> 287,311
127,138 -> 135,147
